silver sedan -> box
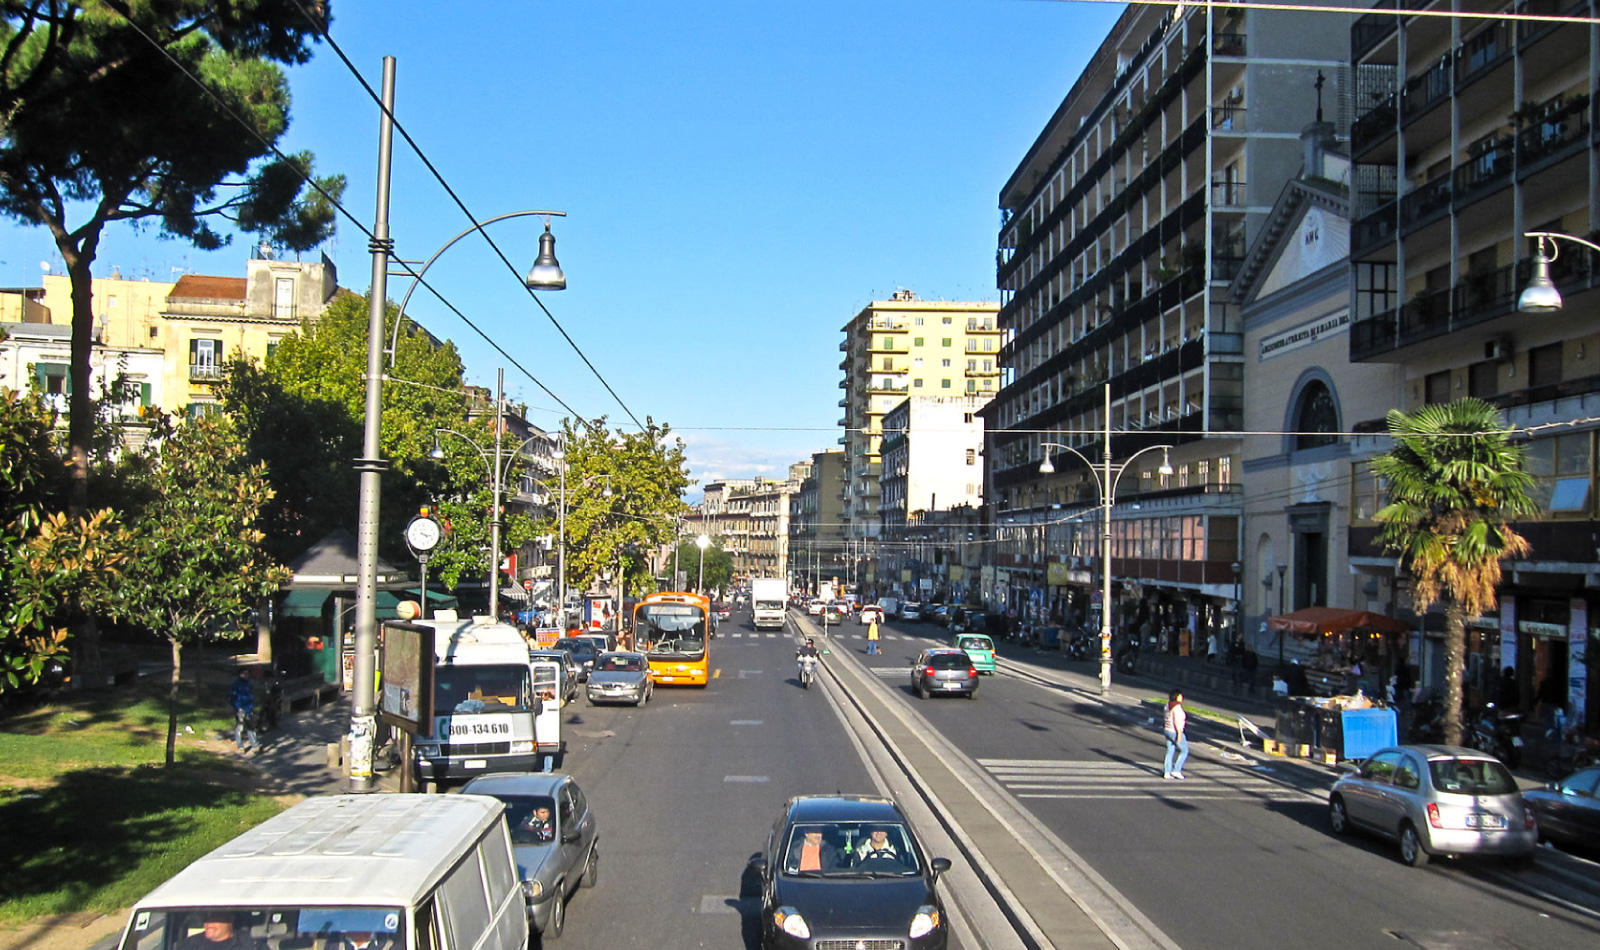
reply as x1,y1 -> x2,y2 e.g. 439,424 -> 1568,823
1328,744 -> 1537,867
584,651 -> 653,706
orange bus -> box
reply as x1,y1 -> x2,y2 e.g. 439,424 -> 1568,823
634,591 -> 711,687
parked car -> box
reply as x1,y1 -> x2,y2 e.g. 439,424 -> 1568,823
753,794 -> 951,950
911,648 -> 979,699
858,605 -> 885,626
461,771 -> 599,940
528,649 -> 581,703
900,602 -> 924,623
954,610 -> 987,633
1522,765 -> 1600,855
1327,744 -> 1537,867
950,634 -> 997,674
551,637 -> 599,681
585,651 -> 653,706
925,605 -> 950,627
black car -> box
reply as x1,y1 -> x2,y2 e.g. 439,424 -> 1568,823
551,637 -> 599,682
754,794 -> 951,950
1523,765 -> 1600,855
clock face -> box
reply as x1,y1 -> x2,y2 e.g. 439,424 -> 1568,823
406,517 -> 441,551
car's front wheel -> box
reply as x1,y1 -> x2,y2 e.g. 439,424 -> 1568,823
1398,822 -> 1430,867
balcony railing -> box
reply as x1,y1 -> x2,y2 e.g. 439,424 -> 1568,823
189,363 -> 223,382
1351,96 -> 1398,155
1211,178 -> 1247,208
1351,0 -> 1398,60
1517,96 -> 1591,166
1401,56 -> 1451,120
1399,175 -> 1451,229
1453,261 -> 1518,322
1456,21 -> 1513,86
1213,32 -> 1247,57
1452,139 -> 1513,201
1211,106 -> 1247,131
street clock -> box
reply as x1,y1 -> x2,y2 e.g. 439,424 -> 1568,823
405,514 -> 442,556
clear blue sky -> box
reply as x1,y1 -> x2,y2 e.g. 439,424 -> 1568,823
0,0 -> 1123,489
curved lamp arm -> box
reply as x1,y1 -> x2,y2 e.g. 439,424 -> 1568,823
1038,441 -> 1104,493
388,210 -> 566,366
1108,444 -> 1176,501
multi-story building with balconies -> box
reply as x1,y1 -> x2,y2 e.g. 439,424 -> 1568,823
838,291 -> 1003,551
1346,0 -> 1599,730
790,449 -> 848,593
984,5 -> 1352,634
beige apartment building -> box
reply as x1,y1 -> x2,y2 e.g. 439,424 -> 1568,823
838,291 -> 1003,550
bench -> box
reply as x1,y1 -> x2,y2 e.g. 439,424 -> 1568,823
273,674 -> 342,715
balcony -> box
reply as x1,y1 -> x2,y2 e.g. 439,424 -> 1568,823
1401,56 -> 1451,122
1399,175 -> 1451,230
1351,0 -> 1398,60
1517,95 -> 1592,168
1452,138 -> 1513,203
189,363 -> 224,382
1213,31 -> 1247,57
1211,106 -> 1248,132
1211,178 -> 1247,209
868,339 -> 909,354
1351,96 -> 1398,157
1351,198 -> 1398,256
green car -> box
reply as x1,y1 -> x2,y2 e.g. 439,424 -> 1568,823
951,634 -> 997,674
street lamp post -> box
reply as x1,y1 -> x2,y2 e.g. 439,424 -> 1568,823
1277,562 -> 1289,666
1038,383 -> 1173,695
696,534 -> 712,595
1516,231 -> 1600,313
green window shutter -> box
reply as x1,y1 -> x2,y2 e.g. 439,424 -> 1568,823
140,382 -> 151,407
189,338 -> 198,366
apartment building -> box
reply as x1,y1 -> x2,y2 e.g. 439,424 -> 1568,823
1346,0 -> 1599,729
838,290 -> 1003,547
790,449 -> 848,593
985,4 -> 1351,635
739,476 -> 801,580
879,394 -> 991,531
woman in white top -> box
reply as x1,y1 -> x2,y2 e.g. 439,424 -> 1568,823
1163,688 -> 1189,779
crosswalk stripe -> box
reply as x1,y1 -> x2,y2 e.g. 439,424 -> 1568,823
977,758 -> 1323,802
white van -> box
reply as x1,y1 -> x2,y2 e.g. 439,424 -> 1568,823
115,795 -> 527,950
412,620 -> 545,787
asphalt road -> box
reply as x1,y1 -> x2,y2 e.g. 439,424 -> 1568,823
531,607 -> 1600,950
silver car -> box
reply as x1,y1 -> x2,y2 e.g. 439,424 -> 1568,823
460,771 -> 599,939
585,651 -> 653,706
1328,744 -> 1537,867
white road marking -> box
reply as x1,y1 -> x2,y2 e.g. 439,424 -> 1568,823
979,758 -> 1325,803
731,719 -> 764,725
724,775 -> 770,782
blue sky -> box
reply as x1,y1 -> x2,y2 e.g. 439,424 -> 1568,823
0,0 -> 1123,488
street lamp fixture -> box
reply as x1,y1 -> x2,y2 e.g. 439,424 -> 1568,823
1036,383 -> 1173,696
696,533 -> 712,595
1517,231 -> 1600,313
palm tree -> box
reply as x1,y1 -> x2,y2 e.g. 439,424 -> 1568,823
1372,399 -> 1536,746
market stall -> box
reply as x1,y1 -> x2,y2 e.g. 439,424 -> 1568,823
1267,608 -> 1412,760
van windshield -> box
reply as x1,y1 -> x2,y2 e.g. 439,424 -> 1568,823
434,663 -> 533,713
123,907 -> 406,950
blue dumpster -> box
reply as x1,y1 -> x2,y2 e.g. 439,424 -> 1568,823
1340,707 -> 1398,760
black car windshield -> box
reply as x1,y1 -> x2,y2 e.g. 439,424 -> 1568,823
780,821 -> 919,876
1429,758 -> 1517,795
925,654 -> 970,670
596,654 -> 643,673
490,793 -> 560,845
553,639 -> 596,657
434,663 -> 532,713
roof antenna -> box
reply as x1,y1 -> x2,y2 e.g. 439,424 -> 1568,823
1314,70 -> 1326,124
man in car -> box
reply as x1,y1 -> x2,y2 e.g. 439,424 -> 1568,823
854,826 -> 899,862
180,912 -> 259,950
522,804 -> 555,843
787,829 -> 841,872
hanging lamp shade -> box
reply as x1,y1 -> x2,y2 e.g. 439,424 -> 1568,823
525,223 -> 567,290
1517,241 -> 1562,313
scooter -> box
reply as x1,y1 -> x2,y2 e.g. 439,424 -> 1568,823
1466,703 -> 1524,767
1066,629 -> 1093,661
797,654 -> 818,688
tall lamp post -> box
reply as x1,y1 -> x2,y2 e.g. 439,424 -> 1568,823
1038,383 -> 1173,695
696,533 -> 712,594
347,55 -> 568,791
1277,562 -> 1289,665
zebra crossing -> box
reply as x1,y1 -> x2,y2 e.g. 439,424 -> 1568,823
978,758 -> 1325,802
723,631 -> 931,641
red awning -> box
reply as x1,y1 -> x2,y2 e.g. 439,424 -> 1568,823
1267,607 -> 1411,636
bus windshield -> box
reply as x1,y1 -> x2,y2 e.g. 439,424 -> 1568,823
638,604 -> 707,659
434,663 -> 534,714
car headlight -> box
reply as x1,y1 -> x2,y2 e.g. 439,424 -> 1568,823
522,879 -> 543,899
510,740 -> 534,754
909,906 -> 941,938
773,907 -> 810,939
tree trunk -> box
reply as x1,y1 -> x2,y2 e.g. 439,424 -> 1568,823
256,598 -> 274,667
64,238 -> 105,686
167,637 -> 183,767
1441,601 -> 1467,746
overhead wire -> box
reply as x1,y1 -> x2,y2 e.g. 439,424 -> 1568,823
105,4 -> 594,425
285,0 -> 644,430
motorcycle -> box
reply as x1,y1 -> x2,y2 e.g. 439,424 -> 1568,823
797,654 -> 819,688
1405,695 -> 1446,744
1066,629 -> 1093,661
1115,637 -> 1139,676
1466,703 -> 1524,768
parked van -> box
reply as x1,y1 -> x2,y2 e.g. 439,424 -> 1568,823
413,619 -> 545,787
114,795 -> 528,950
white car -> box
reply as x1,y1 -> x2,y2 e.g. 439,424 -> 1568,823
858,605 -> 884,625
806,599 -> 826,616
900,602 -> 924,622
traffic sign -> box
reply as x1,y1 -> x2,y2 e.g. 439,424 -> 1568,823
523,579 -> 534,590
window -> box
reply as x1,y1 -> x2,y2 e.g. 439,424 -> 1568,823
914,337 -> 925,347
966,449 -> 976,465
914,317 -> 924,326
942,338 -> 952,347
1525,433 -> 1592,517
912,358 -> 924,367
967,379 -> 977,392
1350,460 -> 1388,524
190,338 -> 224,380
1528,343 -> 1562,388
941,359 -> 951,368
941,379 -> 952,389
984,339 -> 994,351
1294,382 -> 1339,450
1467,360 -> 1498,398
914,379 -> 924,388
273,277 -> 296,320
1423,370 -> 1451,404
963,413 -> 974,423
882,358 -> 894,371
942,316 -> 953,325
32,361 -> 70,396
983,379 -> 993,390
967,360 -> 977,371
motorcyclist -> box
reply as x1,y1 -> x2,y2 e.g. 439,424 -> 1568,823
796,638 -> 820,682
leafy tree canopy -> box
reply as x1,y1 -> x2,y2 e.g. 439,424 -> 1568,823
668,536 -> 733,596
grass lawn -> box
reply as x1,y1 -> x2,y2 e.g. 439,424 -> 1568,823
0,662 -> 289,924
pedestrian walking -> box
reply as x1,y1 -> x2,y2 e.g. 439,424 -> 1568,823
1206,631 -> 1220,663
866,618 -> 880,655
229,669 -> 257,752
1241,647 -> 1259,695
1162,688 -> 1188,779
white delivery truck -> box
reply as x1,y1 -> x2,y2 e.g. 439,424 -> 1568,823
750,577 -> 788,630
114,795 -> 527,950
413,619 -> 553,787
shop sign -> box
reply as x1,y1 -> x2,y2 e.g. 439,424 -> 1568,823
1259,309 -> 1349,360
1464,615 -> 1499,631
1570,599 -> 1588,726
1046,562 -> 1069,586
1519,620 -> 1568,639
1499,602 -> 1517,672
949,565 -> 964,582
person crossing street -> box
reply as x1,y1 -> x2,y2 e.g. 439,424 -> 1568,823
866,617 -> 880,655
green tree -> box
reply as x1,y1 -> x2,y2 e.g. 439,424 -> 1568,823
110,414 -> 288,765
551,418 -> 690,597
1372,399 -> 1537,745
0,390 -> 127,694
218,291 -> 474,567
669,537 -> 733,595
0,1 -> 343,518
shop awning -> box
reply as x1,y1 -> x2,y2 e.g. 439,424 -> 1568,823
277,589 -> 412,619
1267,607 -> 1411,636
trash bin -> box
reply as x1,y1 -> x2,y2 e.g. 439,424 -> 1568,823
1039,626 -> 1060,650
1339,707 -> 1398,760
